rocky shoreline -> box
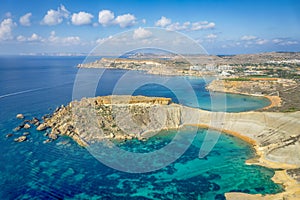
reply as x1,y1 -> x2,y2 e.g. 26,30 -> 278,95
37,96 -> 178,146
10,95 -> 300,199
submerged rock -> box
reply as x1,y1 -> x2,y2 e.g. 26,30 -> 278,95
56,140 -> 70,146
23,132 -> 30,136
6,133 -> 14,138
42,114 -> 52,121
14,136 -> 27,142
23,123 -> 31,129
36,123 -> 49,131
29,117 -> 40,125
16,114 -> 24,119
43,139 -> 52,144
13,124 -> 24,132
48,133 -> 58,140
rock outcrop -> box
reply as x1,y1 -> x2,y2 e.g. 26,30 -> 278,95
36,123 -> 48,131
39,95 -> 180,146
27,95 -> 300,199
16,114 -> 24,119
14,136 -> 27,142
35,95 -> 300,198
23,123 -> 31,129
39,95 -> 300,166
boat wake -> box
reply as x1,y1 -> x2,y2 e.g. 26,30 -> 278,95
0,82 -> 73,99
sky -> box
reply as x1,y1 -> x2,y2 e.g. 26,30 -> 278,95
0,0 -> 300,55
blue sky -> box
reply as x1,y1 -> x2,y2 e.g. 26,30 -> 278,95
0,0 -> 299,55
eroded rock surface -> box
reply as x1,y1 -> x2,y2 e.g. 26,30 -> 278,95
39,95 -> 300,167
39,96 -> 180,146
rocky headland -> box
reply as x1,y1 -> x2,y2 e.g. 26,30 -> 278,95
37,95 -> 178,146
14,95 -> 300,199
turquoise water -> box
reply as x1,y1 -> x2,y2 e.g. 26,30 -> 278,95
0,56 -> 281,199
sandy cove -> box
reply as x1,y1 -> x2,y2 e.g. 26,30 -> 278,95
183,108 -> 300,199
206,78 -> 300,112
207,80 -> 283,111
261,95 -> 282,110
37,96 -> 300,199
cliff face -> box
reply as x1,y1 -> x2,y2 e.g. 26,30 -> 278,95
41,96 -> 181,146
180,107 -> 300,166
39,95 -> 300,166
222,111 -> 300,165
35,95 -> 300,199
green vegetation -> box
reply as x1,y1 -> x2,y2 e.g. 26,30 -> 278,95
225,77 -> 251,81
246,75 -> 271,78
283,107 -> 298,112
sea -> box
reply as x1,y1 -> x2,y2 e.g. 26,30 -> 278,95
0,56 -> 282,199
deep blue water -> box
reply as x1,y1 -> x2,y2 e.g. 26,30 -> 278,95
0,56 -> 281,199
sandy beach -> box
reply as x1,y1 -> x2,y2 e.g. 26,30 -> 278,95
36,95 -> 300,199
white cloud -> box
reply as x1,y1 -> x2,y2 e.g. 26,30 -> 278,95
0,18 -> 16,40
41,5 -> 69,25
240,35 -> 270,46
284,41 -> 298,45
166,22 -> 190,31
92,22 -> 99,27
142,19 -> 146,24
156,19 -> 215,31
17,33 -> 44,42
98,10 -> 136,28
71,11 -> 93,25
49,31 -> 59,42
19,13 -> 32,26
191,21 -> 215,31
16,35 -> 26,42
114,13 -> 136,28
98,10 -> 115,26
256,39 -> 268,45
240,35 -> 257,41
206,33 -> 217,39
155,16 -> 171,27
48,31 -> 80,45
96,35 -> 113,45
61,36 -> 81,45
273,38 -> 298,46
272,39 -> 283,44
28,33 -> 43,41
133,27 -> 152,39
17,31 -> 82,45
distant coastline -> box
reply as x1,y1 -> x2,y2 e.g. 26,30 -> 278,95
78,53 -> 300,112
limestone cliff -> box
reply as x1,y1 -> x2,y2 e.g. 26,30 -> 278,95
40,95 -> 300,167
36,95 -> 300,199
40,96 -> 181,146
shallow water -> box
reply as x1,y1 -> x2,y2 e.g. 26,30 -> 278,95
0,56 -> 281,199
